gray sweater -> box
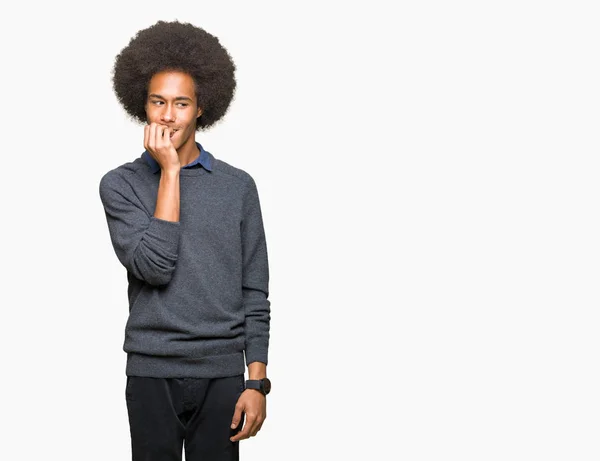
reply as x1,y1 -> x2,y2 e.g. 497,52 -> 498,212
99,144 -> 270,378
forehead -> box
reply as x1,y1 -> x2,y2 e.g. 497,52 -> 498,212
147,71 -> 195,97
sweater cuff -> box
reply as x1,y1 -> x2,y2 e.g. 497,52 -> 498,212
146,216 -> 181,253
245,348 -> 268,367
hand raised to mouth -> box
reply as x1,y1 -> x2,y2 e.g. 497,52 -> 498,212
144,122 -> 180,173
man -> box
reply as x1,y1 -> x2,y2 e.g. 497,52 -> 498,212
98,20 -> 272,461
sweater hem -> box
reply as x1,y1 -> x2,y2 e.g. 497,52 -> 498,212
126,351 -> 245,378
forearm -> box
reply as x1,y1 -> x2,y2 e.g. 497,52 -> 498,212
154,169 -> 180,222
247,362 -> 267,379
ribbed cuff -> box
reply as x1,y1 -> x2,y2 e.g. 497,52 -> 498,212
245,347 -> 268,367
146,216 -> 181,253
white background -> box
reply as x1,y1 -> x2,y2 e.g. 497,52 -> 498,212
0,1 -> 598,460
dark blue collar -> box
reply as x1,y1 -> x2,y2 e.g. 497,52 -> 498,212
142,141 -> 213,174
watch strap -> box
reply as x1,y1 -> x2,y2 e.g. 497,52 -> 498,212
245,380 -> 262,391
245,379 -> 270,396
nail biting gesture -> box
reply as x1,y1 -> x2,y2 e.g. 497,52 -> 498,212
144,122 -> 180,173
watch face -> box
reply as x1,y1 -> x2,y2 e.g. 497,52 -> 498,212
262,378 -> 271,394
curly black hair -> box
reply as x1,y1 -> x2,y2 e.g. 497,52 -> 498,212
111,20 -> 236,130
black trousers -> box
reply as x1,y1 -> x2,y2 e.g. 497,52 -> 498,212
125,374 -> 246,461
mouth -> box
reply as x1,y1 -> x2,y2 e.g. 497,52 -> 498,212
169,129 -> 179,139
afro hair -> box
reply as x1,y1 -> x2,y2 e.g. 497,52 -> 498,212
111,20 -> 236,130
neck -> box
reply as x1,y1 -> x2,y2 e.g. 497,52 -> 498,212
176,136 -> 200,167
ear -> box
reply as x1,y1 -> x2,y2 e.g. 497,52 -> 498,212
197,107 -> 203,118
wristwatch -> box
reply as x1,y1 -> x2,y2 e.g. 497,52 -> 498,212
245,378 -> 271,396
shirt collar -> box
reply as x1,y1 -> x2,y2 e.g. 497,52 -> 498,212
142,141 -> 213,174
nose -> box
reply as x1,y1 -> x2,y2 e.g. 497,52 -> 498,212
160,104 -> 175,123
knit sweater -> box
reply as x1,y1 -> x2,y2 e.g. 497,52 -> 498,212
98,143 -> 270,378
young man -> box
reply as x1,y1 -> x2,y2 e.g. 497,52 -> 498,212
98,20 -> 272,461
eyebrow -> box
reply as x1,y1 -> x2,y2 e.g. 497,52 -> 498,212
148,93 -> 193,102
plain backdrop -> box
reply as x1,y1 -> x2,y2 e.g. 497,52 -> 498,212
0,1 -> 598,460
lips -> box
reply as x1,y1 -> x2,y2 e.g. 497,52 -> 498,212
169,129 -> 179,138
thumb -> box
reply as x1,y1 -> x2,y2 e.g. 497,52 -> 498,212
231,404 -> 243,429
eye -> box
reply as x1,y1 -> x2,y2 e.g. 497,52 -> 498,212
177,103 -> 188,107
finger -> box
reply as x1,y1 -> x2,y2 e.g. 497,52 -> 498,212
231,413 -> 256,442
149,123 -> 157,152
251,417 -> 265,437
230,421 -> 250,441
154,124 -> 165,149
144,125 -> 149,151
157,124 -> 165,147
230,405 -> 243,430
249,415 -> 265,437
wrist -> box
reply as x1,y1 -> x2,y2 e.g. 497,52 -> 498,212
248,374 -> 267,380
247,361 -> 267,380
161,168 -> 180,176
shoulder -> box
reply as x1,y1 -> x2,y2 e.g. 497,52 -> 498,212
212,157 -> 256,188
99,158 -> 146,198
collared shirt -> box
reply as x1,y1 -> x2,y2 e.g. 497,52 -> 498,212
142,141 -> 213,173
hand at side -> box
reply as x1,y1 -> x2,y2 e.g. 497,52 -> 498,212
230,389 -> 267,442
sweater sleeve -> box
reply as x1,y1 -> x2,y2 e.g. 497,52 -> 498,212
241,176 -> 271,366
99,172 -> 181,286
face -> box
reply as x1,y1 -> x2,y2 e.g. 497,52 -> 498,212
145,70 -> 202,152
